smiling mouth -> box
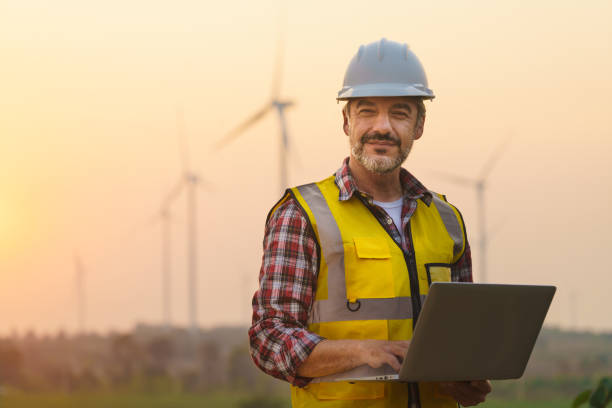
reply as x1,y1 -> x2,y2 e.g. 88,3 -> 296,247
361,135 -> 400,146
367,141 -> 397,146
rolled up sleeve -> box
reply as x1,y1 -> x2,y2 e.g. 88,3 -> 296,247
248,197 -> 325,387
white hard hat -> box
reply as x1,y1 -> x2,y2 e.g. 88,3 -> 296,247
337,38 -> 434,101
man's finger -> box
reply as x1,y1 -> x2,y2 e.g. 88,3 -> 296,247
384,353 -> 401,371
454,390 -> 482,407
443,382 -> 487,407
389,344 -> 409,358
470,380 -> 492,394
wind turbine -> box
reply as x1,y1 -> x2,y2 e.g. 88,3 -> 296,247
213,16 -> 295,194
173,106 -> 208,333
431,137 -> 511,283
150,179 -> 184,328
151,107 -> 207,332
73,253 -> 86,334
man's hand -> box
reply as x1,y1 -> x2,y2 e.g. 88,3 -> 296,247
296,339 -> 410,378
358,339 -> 411,372
437,380 -> 492,407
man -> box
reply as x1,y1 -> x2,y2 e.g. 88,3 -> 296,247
249,38 -> 492,407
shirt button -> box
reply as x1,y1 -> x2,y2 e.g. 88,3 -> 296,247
386,218 -> 392,225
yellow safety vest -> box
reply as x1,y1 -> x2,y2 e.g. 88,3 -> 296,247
270,175 -> 467,408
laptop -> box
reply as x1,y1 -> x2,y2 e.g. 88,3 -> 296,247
311,282 -> 556,383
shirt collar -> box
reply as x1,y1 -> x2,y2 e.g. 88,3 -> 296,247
334,157 -> 432,205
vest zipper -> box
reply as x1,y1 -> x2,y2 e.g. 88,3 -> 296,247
405,222 -> 422,327
405,222 -> 423,408
359,196 -> 423,408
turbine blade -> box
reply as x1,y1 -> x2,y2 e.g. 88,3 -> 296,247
192,172 -> 214,191
197,180 -> 213,193
271,5 -> 287,100
429,169 -> 477,187
163,178 -> 185,208
145,212 -> 163,227
479,135 -> 512,181
146,181 -> 184,227
176,105 -> 189,172
213,104 -> 273,150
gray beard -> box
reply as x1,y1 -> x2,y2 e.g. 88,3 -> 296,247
351,142 -> 411,174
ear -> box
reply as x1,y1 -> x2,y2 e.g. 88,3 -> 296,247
342,109 -> 350,136
414,113 -> 425,140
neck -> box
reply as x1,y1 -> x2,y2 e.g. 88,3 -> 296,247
348,156 -> 403,202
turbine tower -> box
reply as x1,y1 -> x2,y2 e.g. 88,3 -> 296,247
173,106 -> 207,333
152,107 -> 207,332
214,12 -> 294,194
432,137 -> 511,283
151,179 -> 184,328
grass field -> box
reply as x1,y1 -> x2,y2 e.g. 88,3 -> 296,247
0,391 -> 247,408
0,391 -> 572,408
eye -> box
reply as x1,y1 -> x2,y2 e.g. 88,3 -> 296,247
391,111 -> 409,118
358,109 -> 376,115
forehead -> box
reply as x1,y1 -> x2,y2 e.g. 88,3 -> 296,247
351,97 -> 417,111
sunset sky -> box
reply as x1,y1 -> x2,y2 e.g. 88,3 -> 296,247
1,0 -> 611,334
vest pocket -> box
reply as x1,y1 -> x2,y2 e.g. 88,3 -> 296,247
345,237 -> 395,300
425,263 -> 451,286
309,381 -> 385,400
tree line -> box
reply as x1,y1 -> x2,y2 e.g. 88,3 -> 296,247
0,324 -> 284,395
0,325 -> 610,399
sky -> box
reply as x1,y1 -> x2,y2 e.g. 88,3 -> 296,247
1,0 -> 611,334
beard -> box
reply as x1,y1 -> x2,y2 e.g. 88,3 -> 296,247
351,132 -> 412,174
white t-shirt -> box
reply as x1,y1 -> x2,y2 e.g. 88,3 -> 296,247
372,198 -> 405,244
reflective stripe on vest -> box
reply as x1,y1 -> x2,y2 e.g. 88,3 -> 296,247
296,183 -> 464,324
430,194 -> 465,261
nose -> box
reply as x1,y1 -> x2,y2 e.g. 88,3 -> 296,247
371,112 -> 393,135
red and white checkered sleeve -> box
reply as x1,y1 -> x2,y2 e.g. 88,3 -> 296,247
248,196 -> 325,387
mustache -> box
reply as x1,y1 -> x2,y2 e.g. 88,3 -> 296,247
360,132 -> 400,146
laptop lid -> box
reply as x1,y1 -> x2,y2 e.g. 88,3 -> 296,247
311,282 -> 555,383
399,282 -> 556,382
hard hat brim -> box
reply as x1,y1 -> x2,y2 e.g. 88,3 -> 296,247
337,83 -> 435,101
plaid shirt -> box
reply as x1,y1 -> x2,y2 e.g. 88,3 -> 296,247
249,158 -> 472,387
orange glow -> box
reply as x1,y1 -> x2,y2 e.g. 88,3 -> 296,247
0,0 -> 611,333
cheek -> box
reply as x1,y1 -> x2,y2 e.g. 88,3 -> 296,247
349,124 -> 367,139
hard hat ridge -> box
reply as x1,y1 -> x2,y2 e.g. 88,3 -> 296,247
337,38 -> 434,101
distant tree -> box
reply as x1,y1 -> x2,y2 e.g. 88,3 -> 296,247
43,365 -> 78,392
227,344 -> 258,389
198,340 -> 223,390
110,334 -> 144,384
146,336 -> 174,377
74,367 -> 100,391
0,339 -> 23,385
227,344 -> 284,393
179,370 -> 200,393
580,355 -> 610,375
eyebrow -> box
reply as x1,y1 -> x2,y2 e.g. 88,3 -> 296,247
355,100 -> 376,109
390,103 -> 412,112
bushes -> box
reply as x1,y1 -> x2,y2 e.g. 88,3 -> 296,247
572,377 -> 612,408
